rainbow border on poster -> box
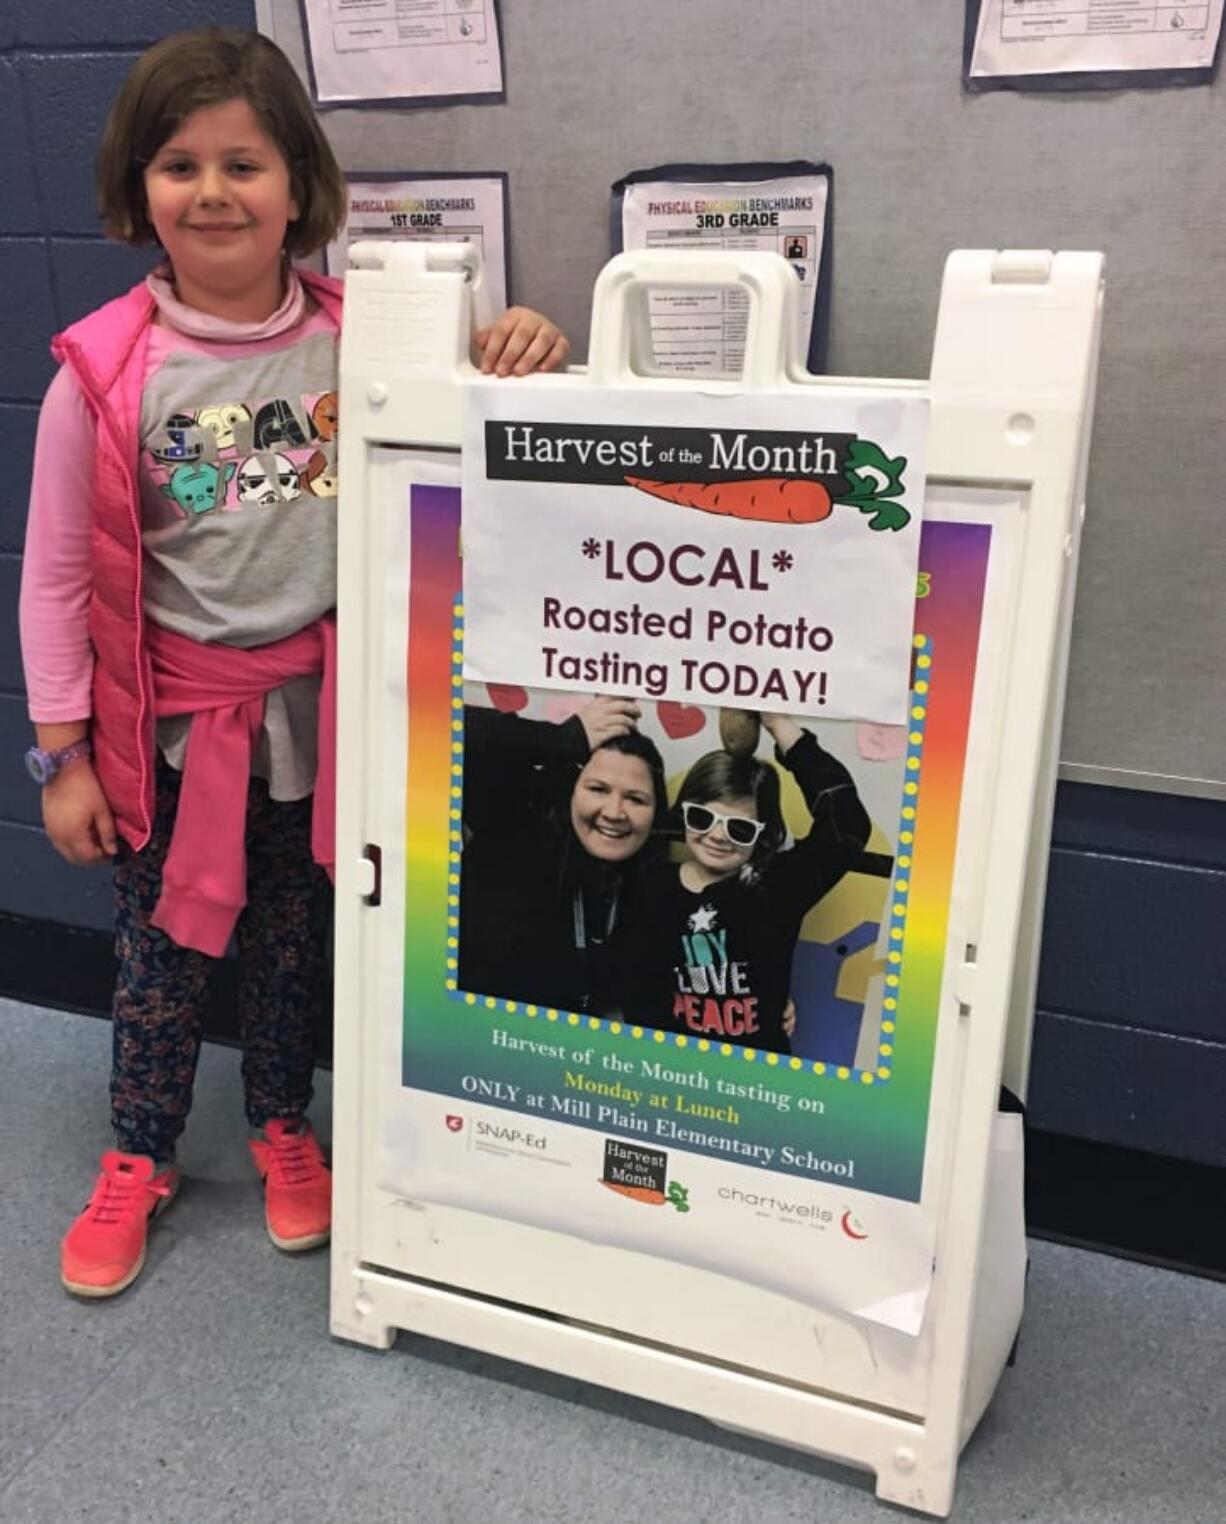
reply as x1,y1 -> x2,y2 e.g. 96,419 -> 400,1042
401,484 -> 992,1202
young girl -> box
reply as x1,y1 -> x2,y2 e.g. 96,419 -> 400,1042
621,714 -> 871,1053
18,27 -> 568,1298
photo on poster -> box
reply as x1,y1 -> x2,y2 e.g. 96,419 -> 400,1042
456,685 -> 906,1072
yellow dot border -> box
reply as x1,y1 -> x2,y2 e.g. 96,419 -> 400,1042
865,630 -> 932,1083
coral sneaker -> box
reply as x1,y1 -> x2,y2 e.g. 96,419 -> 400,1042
61,1151 -> 180,1298
248,1119 -> 331,1251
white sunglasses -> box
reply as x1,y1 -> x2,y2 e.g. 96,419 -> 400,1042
681,801 -> 766,847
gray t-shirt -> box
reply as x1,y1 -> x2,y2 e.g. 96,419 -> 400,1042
138,321 -> 339,799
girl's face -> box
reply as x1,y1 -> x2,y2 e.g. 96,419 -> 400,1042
143,97 -> 299,311
570,751 -> 656,864
683,794 -> 759,879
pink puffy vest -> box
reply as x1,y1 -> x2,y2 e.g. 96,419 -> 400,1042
50,269 -> 345,850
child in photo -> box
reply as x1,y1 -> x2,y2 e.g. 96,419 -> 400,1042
620,714 -> 870,1053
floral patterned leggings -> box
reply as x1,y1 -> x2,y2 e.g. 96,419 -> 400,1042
110,758 -> 332,1163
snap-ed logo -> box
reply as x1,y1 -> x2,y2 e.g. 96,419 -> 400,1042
444,1115 -> 464,1133
474,1121 -> 548,1150
841,1210 -> 869,1241
600,1138 -> 690,1213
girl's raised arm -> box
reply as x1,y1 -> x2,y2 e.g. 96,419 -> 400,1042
763,721 -> 871,913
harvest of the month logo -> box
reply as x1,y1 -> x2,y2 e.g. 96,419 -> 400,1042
602,1140 -> 691,1212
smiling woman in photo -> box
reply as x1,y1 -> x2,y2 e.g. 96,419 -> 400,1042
458,696 -> 668,1016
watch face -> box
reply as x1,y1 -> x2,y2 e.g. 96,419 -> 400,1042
25,748 -> 51,785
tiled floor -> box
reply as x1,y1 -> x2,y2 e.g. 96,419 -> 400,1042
2,998 -> 1222,1523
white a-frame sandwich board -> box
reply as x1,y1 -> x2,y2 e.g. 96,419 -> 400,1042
330,244 -> 1104,1517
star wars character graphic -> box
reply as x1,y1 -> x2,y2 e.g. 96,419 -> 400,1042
252,398 -> 310,450
149,413 -> 207,465
310,391 -> 339,442
236,452 -> 301,506
196,402 -> 253,451
160,460 -> 237,517
302,450 -> 338,498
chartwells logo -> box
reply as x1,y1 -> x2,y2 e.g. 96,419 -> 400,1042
600,1139 -> 690,1213
719,1185 -> 833,1224
718,1186 -> 869,1240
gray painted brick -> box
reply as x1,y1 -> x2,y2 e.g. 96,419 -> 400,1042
22,53 -> 143,238
0,404 -> 38,555
50,239 -> 160,329
0,696 -> 41,828
0,62 -> 42,236
0,242 -> 57,400
13,1 -> 256,47
0,821 -> 113,928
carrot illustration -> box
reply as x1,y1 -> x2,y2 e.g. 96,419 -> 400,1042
624,475 -> 833,524
624,442 -> 913,533
600,1181 -> 666,1206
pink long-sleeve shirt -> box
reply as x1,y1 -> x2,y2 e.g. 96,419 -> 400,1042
19,268 -> 336,726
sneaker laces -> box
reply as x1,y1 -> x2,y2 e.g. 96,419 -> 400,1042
263,1127 -> 321,1187
86,1162 -> 173,1226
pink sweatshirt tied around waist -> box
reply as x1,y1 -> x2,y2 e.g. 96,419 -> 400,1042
147,617 -> 337,958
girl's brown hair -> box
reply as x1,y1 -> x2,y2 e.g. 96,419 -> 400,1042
96,28 -> 346,258
674,750 -> 786,870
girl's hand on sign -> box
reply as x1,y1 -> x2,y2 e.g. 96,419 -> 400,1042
476,307 -> 570,377
578,696 -> 642,752
782,998 -> 797,1039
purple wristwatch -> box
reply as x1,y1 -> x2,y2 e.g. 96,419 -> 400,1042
25,739 -> 92,786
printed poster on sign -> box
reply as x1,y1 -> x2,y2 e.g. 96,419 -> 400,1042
461,384 -> 927,726
383,468 -> 997,1335
378,386 -> 1008,1332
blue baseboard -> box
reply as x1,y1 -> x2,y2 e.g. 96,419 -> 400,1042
1032,782 -> 1226,1166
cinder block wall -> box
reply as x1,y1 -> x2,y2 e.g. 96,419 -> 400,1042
0,2 -> 254,928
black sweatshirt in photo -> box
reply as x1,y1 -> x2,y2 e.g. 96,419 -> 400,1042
457,705 -> 634,1017
620,732 -> 871,1053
